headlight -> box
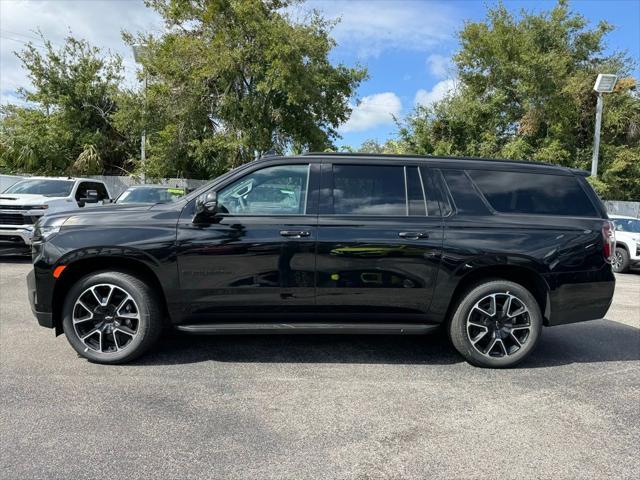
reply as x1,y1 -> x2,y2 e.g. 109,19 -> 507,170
32,225 -> 61,242
32,216 -> 68,242
29,205 -> 49,210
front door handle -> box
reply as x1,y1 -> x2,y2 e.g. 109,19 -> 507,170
398,231 -> 429,239
280,230 -> 311,238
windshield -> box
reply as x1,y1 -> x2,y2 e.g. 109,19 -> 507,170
613,218 -> 640,234
116,187 -> 185,204
4,179 -> 74,197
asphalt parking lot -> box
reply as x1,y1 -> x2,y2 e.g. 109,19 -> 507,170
1,259 -> 639,479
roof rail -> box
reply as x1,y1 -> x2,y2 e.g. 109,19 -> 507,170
301,151 -> 556,167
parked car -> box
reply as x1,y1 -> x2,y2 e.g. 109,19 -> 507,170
610,214 -> 640,273
0,177 -> 111,254
114,185 -> 186,205
27,153 -> 615,368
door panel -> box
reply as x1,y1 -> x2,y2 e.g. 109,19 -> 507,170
315,163 -> 444,315
315,217 -> 442,313
176,162 -> 319,320
177,216 -> 317,317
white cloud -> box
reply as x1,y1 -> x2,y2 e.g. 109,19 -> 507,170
294,1 -> 459,58
427,53 -> 452,78
0,0 -> 164,104
340,92 -> 402,133
414,79 -> 457,107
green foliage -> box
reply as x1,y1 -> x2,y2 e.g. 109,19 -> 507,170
0,35 -> 131,175
116,0 -> 366,178
397,0 -> 640,200
1,1 -> 365,179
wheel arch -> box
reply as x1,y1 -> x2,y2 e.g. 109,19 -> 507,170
615,241 -> 629,252
445,265 -> 551,327
52,256 -> 169,335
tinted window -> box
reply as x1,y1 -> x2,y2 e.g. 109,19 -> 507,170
5,179 -> 73,197
218,164 -> 309,215
332,165 -> 406,216
468,170 -> 598,217
441,170 -> 490,215
93,183 -> 109,200
75,182 -> 90,200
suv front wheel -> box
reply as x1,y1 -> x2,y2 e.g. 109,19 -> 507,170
449,280 -> 542,368
62,271 -> 163,364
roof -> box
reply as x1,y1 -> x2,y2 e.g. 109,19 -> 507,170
289,152 -> 583,174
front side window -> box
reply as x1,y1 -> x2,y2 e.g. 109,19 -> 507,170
217,164 -> 309,215
75,182 -> 90,200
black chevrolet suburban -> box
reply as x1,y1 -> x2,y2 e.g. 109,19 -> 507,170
27,153 -> 616,368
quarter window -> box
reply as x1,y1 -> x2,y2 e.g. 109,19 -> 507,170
467,170 -> 598,217
217,164 -> 309,215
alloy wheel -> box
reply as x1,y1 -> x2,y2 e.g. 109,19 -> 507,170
612,251 -> 623,271
72,284 -> 140,354
466,292 -> 531,358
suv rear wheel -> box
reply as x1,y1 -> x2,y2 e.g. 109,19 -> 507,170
62,271 -> 163,364
449,280 -> 542,368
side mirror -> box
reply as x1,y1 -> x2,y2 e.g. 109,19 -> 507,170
79,190 -> 99,206
194,191 -> 218,221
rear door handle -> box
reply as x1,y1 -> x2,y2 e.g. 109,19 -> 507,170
280,230 -> 311,238
398,231 -> 429,239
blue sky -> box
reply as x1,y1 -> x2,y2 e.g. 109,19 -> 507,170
1,0 -> 639,148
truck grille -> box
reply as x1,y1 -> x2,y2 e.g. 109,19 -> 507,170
0,213 -> 33,225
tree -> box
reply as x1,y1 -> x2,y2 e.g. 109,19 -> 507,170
117,0 -> 366,178
397,0 -> 640,200
0,35 -> 132,175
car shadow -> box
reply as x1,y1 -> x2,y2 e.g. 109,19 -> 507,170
0,256 -> 31,264
135,318 -> 639,368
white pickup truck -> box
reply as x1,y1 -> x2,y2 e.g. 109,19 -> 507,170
0,177 -> 111,253
610,214 -> 640,273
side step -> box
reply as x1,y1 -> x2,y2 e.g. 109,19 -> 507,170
176,323 -> 440,335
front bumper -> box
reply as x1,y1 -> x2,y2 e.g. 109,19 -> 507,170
27,269 -> 53,328
0,224 -> 35,245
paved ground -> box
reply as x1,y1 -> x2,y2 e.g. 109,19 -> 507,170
1,259 -> 639,480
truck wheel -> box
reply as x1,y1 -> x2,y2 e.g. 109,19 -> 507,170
449,280 -> 542,368
612,248 -> 630,273
62,271 -> 163,364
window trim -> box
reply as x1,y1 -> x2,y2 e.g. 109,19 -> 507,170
416,166 -> 429,216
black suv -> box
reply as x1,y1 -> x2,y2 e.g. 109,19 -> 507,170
27,153 -> 615,368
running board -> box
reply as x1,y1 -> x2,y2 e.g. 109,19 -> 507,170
175,323 -> 440,335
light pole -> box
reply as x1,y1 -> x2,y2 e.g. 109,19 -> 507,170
591,73 -> 618,177
132,44 -> 149,183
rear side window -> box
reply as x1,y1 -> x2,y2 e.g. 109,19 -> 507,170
467,170 -> 598,217
332,165 -> 406,215
441,170 -> 490,216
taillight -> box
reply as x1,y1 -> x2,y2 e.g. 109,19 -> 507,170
602,221 -> 615,263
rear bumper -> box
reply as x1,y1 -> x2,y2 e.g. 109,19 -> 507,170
545,266 -> 615,326
27,269 -> 53,328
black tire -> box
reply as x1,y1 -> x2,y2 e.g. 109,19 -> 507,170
449,280 -> 542,368
612,247 -> 630,273
62,271 -> 163,364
